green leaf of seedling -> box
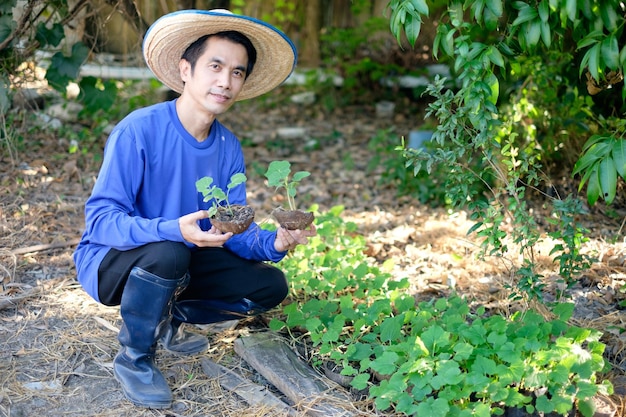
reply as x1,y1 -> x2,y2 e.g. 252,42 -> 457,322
495,341 -> 519,363
292,171 -> 310,182
265,160 -> 291,187
212,188 -> 226,203
196,176 -> 214,191
287,183 -> 297,198
227,173 -> 247,189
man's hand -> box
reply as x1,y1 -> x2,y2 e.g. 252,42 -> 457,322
274,224 -> 317,252
179,210 -> 232,247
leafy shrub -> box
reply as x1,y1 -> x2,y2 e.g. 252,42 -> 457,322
386,0 -> 626,304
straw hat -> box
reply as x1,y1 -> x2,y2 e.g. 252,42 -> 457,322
142,9 -> 297,101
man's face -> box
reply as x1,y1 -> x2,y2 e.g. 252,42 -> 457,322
179,36 -> 248,115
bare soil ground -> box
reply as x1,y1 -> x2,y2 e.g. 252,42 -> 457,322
1,87 -> 626,416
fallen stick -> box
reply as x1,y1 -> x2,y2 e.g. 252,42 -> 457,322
11,238 -> 81,255
0,286 -> 42,310
201,358 -> 296,416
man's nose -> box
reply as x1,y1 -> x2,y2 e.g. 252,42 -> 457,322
216,71 -> 231,89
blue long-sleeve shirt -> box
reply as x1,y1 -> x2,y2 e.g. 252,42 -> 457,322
73,99 -> 286,303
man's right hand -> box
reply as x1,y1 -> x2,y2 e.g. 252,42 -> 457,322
179,210 -> 233,247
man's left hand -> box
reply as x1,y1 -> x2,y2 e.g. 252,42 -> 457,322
274,225 -> 317,252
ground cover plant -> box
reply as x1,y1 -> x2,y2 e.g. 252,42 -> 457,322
271,206 -> 614,416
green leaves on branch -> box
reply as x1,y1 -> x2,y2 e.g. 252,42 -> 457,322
387,0 -> 429,47
45,42 -> 90,92
573,135 -> 626,205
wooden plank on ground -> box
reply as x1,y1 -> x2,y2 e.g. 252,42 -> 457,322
200,358 -> 296,417
234,332 -> 355,417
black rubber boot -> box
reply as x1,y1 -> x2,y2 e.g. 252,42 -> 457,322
159,317 -> 208,355
159,274 -> 208,355
113,267 -> 178,409
172,298 -> 268,325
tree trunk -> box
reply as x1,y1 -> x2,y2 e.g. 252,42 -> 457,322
298,0 -> 320,67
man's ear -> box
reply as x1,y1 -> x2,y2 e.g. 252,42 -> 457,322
179,59 -> 191,84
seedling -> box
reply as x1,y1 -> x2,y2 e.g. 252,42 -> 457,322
265,160 -> 310,211
195,173 -> 247,217
264,160 -> 314,230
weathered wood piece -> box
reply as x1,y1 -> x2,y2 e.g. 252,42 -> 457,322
234,332 -> 355,417
200,358 -> 296,417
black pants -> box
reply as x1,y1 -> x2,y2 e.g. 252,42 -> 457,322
97,241 -> 288,309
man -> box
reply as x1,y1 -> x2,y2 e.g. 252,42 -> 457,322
73,9 -> 316,409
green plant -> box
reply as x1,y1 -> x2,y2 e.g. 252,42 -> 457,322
272,206 -> 612,417
264,160 -> 310,211
547,196 -> 595,299
195,173 -> 247,217
1,0 -> 124,123
573,129 -> 626,206
386,0 -> 626,304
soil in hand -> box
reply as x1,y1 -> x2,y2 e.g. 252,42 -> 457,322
272,207 -> 315,230
211,205 -> 255,234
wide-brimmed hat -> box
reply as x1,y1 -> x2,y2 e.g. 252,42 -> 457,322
142,9 -> 297,101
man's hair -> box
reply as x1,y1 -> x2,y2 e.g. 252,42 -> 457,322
181,31 -> 257,79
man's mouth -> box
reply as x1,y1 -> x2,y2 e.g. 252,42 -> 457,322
210,91 -> 231,103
